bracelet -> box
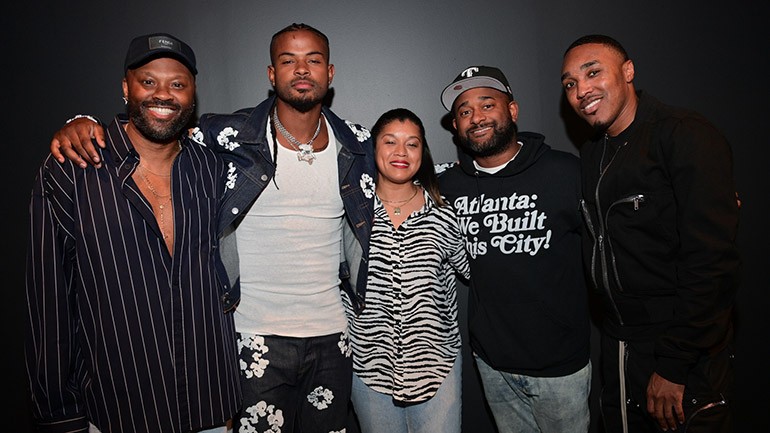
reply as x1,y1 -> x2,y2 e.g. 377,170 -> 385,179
65,114 -> 98,124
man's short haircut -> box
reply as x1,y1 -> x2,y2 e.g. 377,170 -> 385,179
564,34 -> 629,61
270,23 -> 330,64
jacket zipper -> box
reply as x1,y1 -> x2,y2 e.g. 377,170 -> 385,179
605,194 -> 645,294
683,395 -> 727,432
593,135 -> 628,325
580,199 -> 599,290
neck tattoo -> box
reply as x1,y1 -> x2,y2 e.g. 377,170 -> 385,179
272,107 -> 322,165
378,186 -> 419,216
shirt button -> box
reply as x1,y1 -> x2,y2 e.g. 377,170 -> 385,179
260,174 -> 268,181
231,207 -> 239,214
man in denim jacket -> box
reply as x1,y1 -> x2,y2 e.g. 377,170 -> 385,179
50,23 -> 375,433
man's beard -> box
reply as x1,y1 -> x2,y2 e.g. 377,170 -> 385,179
590,118 -> 610,134
127,99 -> 194,142
457,117 -> 517,158
276,80 -> 326,113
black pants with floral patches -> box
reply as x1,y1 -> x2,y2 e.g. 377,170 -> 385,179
234,332 -> 353,433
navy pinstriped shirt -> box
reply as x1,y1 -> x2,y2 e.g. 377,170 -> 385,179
25,115 -> 240,433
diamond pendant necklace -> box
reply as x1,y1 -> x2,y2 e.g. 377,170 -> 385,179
272,107 -> 322,165
378,187 -> 419,216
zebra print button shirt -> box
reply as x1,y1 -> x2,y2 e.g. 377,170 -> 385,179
348,191 -> 470,403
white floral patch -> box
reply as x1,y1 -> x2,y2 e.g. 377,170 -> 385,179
225,162 -> 237,191
189,127 -> 206,146
217,127 -> 241,151
238,335 -> 270,379
337,329 -> 352,358
307,386 -> 334,410
433,161 -> 456,175
359,173 -> 375,199
344,121 -> 371,142
240,400 -> 284,433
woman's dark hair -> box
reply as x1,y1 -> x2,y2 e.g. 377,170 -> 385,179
371,108 -> 446,206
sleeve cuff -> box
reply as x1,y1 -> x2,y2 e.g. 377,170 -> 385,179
655,356 -> 690,385
35,415 -> 89,433
65,114 -> 99,125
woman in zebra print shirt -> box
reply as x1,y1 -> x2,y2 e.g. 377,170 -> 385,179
348,108 -> 470,433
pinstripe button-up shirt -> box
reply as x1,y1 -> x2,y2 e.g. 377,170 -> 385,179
25,115 -> 240,433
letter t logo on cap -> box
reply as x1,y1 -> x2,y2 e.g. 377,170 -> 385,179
461,67 -> 480,78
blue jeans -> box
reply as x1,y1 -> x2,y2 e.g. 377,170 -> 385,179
234,332 -> 353,433
475,354 -> 591,433
351,353 -> 462,433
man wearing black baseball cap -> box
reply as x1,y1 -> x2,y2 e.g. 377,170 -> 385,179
440,65 -> 513,111
24,33 -> 239,433
124,32 -> 198,75
437,65 -> 592,433
46,24 -> 375,433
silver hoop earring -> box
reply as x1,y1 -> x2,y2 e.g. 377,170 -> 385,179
123,96 -> 128,105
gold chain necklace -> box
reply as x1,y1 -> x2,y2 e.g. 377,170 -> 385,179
138,163 -> 171,177
378,187 -> 419,216
137,165 -> 172,240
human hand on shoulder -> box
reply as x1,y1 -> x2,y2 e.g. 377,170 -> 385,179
51,115 -> 106,168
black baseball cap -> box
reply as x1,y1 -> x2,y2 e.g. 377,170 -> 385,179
124,33 -> 197,75
441,65 -> 513,111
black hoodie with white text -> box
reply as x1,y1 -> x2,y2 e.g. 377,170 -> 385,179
438,131 -> 590,376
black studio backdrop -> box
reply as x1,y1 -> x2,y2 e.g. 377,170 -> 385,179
5,1 -> 768,431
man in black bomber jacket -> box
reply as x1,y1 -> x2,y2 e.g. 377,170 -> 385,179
437,65 -> 592,433
561,35 -> 739,433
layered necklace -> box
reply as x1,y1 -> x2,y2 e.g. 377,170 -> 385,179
137,165 -> 172,241
272,107 -> 322,165
378,186 -> 420,216
135,142 -> 180,243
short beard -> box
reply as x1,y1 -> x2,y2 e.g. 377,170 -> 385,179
457,118 -> 518,158
282,91 -> 324,113
127,99 -> 194,142
275,78 -> 327,113
591,118 -> 610,134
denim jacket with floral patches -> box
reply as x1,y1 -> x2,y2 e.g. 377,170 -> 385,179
192,95 -> 375,315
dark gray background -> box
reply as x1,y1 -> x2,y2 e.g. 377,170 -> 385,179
4,1 -> 767,431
